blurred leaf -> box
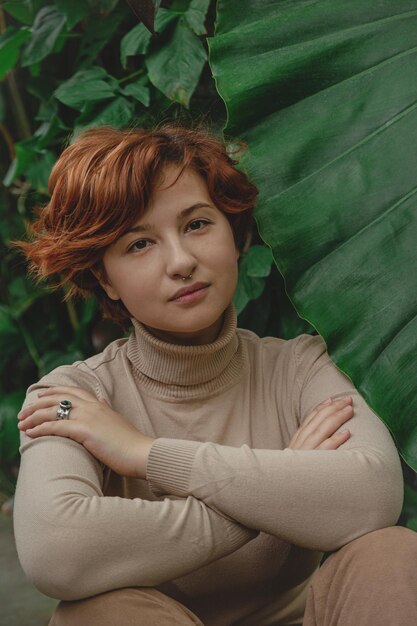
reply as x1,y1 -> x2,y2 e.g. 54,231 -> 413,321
0,27 -> 31,80
0,390 -> 25,464
122,81 -> 150,106
233,248 -> 271,314
88,0 -> 120,12
21,6 -> 67,67
0,87 -> 6,122
402,483 -> 417,518
39,349 -> 84,377
125,0 -> 161,34
244,245 -> 273,278
26,150 -> 56,193
211,0 -> 417,469
120,23 -> 152,67
2,1 -> 33,24
406,517 -> 417,532
3,138 -> 38,187
77,6 -> 128,69
54,67 -> 118,110
55,0 -> 89,29
74,96 -> 134,134
120,8 -> 178,68
185,0 -> 210,35
147,17 -> 206,107
7,276 -> 46,317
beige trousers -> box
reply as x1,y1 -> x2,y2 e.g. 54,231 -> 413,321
49,526 -> 417,626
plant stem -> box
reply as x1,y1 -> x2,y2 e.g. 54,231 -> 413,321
0,6 -> 32,140
65,298 -> 79,332
119,69 -> 145,84
16,319 -> 41,370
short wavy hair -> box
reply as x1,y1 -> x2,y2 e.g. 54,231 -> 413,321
16,124 -> 258,326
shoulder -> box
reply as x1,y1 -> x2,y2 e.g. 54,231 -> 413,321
23,336 -> 130,407
236,326 -> 325,366
237,328 -> 330,390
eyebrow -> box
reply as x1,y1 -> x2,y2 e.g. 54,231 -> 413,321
120,202 -> 214,237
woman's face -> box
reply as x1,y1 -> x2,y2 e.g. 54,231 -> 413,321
99,165 -> 240,345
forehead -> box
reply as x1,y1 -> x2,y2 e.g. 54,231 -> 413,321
149,165 -> 211,210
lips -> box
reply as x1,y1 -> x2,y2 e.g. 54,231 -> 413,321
170,282 -> 210,301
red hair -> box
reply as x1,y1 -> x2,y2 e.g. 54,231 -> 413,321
15,124 -> 258,325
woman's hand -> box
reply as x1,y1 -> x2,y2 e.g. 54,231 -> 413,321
288,396 -> 354,450
17,386 -> 154,479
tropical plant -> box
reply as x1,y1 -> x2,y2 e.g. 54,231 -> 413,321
0,0 -> 305,498
1,1 -> 416,527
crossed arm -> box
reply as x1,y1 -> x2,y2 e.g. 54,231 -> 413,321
14,339 -> 403,600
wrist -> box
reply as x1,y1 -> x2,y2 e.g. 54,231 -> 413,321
136,435 -> 155,479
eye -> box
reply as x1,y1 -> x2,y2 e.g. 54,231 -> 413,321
128,239 -> 152,252
186,219 -> 211,231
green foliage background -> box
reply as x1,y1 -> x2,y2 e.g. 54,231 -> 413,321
0,0 -> 415,528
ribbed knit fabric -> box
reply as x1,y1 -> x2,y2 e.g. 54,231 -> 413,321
127,305 -> 248,399
13,304 -> 404,626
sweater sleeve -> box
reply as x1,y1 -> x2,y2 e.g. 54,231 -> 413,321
147,333 -> 404,552
13,370 -> 255,602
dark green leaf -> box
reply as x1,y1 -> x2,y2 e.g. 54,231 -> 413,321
26,150 -> 56,193
2,1 -> 32,25
8,275 -> 46,317
125,0 -> 161,34
0,390 -> 25,464
0,87 -> 5,122
3,138 -> 39,187
120,9 -> 179,68
54,67 -> 117,110
77,6 -> 128,69
146,17 -> 206,107
74,96 -> 134,134
211,0 -> 417,469
88,0 -> 119,10
120,23 -> 152,67
185,0 -> 210,35
233,249 -> 269,314
244,245 -> 273,278
21,6 -> 67,67
39,350 -> 84,377
122,81 -> 150,106
55,0 -> 89,29
0,27 -> 31,80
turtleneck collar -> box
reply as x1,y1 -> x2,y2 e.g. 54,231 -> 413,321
126,304 -> 248,399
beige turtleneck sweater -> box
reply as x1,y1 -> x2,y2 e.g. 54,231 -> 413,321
14,305 -> 403,626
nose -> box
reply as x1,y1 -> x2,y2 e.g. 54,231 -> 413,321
164,237 -> 197,280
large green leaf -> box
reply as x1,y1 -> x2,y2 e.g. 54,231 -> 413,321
0,27 -> 31,79
210,1 -> 417,469
146,16 -> 207,107
21,6 -> 66,67
54,67 -> 118,110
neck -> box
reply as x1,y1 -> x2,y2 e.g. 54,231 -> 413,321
143,313 -> 225,346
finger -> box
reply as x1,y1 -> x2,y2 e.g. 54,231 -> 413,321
316,429 -> 351,450
300,398 -> 333,428
18,396 -> 70,420
300,405 -> 354,449
25,419 -> 83,442
18,393 -> 81,421
298,397 -> 352,434
37,386 -> 95,402
301,396 -> 352,430
18,406 -> 63,430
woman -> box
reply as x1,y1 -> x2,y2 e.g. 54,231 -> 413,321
13,125 -> 417,625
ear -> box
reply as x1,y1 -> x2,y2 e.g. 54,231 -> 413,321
91,267 -> 120,301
